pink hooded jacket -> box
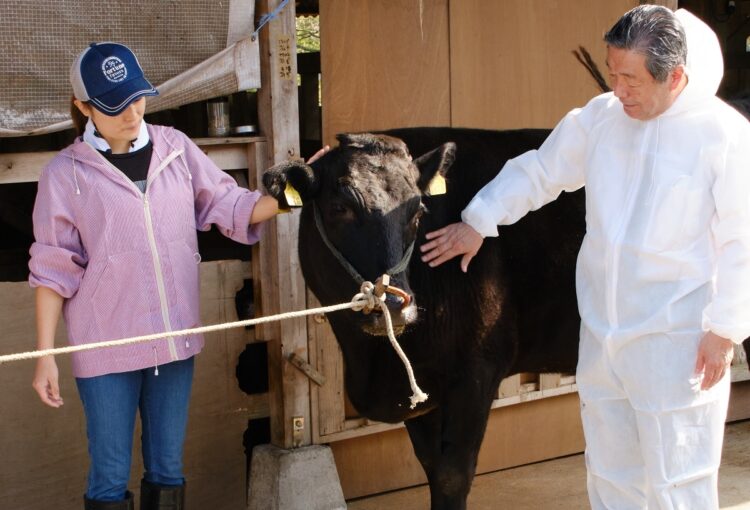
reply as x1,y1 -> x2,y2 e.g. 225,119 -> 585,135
29,124 -> 263,377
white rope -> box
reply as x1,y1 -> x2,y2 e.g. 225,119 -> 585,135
352,282 -> 428,409
0,282 -> 429,409
0,301 -> 355,364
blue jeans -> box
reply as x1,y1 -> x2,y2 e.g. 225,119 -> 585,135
76,356 -> 194,501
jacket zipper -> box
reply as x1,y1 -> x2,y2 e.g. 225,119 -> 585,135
143,192 -> 178,360
604,123 -> 651,335
86,145 -> 184,361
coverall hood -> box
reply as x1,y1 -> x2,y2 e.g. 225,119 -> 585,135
669,9 -> 723,113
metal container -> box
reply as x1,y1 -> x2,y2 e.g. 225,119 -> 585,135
231,124 -> 257,135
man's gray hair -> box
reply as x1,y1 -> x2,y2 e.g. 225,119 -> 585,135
604,4 -> 687,82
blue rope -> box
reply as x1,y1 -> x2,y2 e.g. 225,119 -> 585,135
252,0 -> 292,40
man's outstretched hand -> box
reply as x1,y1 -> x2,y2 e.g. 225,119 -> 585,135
420,222 -> 483,272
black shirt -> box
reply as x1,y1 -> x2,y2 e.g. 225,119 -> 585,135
100,141 -> 153,192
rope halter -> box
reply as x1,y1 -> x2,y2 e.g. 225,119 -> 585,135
313,203 -> 414,309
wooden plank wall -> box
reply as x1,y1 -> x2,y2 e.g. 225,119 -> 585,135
0,260 -> 259,510
449,0 -> 637,129
320,0 -> 639,139
308,292 -> 347,438
319,0 -> 451,145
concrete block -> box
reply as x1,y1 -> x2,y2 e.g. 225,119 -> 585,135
249,444 -> 346,510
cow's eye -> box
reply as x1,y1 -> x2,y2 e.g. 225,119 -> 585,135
329,202 -> 352,219
410,206 -> 425,230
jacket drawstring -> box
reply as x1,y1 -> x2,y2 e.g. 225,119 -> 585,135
161,133 -> 190,181
72,154 -> 81,195
152,346 -> 159,376
178,151 -> 192,181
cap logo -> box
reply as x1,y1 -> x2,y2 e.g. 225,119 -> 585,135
101,56 -> 128,83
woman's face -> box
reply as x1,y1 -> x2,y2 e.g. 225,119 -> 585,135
75,97 -> 146,153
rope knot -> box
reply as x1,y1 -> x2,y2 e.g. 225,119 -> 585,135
351,281 -> 383,314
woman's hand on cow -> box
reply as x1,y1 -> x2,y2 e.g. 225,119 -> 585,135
250,195 -> 282,223
421,222 -> 483,272
695,331 -> 734,390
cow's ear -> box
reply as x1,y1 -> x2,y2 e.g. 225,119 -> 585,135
262,160 -> 319,205
414,142 -> 456,194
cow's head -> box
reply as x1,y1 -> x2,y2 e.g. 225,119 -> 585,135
263,133 -> 455,336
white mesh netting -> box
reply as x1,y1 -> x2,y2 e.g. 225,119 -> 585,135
0,0 -> 258,137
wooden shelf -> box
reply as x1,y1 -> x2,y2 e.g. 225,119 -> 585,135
192,135 -> 265,146
0,136 -> 267,185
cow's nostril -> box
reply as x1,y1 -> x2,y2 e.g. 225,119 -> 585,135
384,286 -> 412,310
385,293 -> 412,312
401,293 -> 412,309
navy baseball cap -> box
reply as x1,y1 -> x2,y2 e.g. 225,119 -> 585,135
70,42 -> 158,116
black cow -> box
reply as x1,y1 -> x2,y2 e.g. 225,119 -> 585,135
263,127 -> 584,509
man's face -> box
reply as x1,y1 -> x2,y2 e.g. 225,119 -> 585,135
606,46 -> 680,121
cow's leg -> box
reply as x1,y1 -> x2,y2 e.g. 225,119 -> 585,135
406,408 -> 472,510
407,362 -> 503,510
405,409 -> 442,484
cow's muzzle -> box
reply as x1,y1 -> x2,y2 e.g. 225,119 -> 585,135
360,275 -> 416,336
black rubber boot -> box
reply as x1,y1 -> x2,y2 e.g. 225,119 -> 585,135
139,480 -> 185,510
84,491 -> 135,510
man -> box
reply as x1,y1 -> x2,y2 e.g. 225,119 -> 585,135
421,6 -> 750,509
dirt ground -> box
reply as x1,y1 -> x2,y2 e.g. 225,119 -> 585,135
348,420 -> 750,510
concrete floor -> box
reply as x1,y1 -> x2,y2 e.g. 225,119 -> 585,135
348,420 -> 750,510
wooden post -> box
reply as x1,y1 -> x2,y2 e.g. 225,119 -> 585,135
255,0 -> 311,449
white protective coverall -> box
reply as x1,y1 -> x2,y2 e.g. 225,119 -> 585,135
461,10 -> 750,510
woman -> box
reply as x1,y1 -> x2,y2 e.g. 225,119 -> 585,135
29,42 -> 279,510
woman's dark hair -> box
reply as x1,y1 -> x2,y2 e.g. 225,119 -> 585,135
70,96 -> 88,136
604,5 -> 687,82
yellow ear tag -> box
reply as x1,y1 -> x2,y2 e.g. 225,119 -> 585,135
284,182 -> 304,207
427,174 -> 447,196
277,182 -> 303,214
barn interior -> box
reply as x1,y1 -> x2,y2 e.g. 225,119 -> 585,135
1,1 -> 749,509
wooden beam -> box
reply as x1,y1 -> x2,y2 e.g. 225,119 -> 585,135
0,151 -> 55,184
196,136 -> 266,170
0,138 -> 267,184
288,352 -> 326,386
255,4 -> 310,446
